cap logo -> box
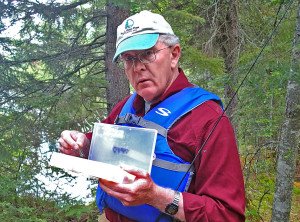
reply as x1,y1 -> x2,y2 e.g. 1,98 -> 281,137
121,19 -> 139,36
125,19 -> 134,30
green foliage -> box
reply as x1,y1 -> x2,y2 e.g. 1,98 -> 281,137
0,196 -> 99,222
294,186 -> 300,195
1,0 -> 107,220
58,204 -> 98,220
245,162 -> 276,221
182,46 -> 224,75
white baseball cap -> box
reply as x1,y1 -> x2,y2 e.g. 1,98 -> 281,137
113,10 -> 174,62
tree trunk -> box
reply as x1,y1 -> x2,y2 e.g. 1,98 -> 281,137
105,3 -> 130,114
271,1 -> 300,221
217,0 -> 240,122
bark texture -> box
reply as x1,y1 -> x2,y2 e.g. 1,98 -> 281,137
271,2 -> 300,221
217,0 -> 240,122
105,3 -> 130,113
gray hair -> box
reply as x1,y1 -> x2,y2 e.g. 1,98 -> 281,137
158,34 -> 180,46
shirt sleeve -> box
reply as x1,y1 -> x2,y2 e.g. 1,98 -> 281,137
178,101 -> 245,221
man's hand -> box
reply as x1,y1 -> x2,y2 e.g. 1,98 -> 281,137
99,166 -> 186,221
99,166 -> 157,206
58,130 -> 90,158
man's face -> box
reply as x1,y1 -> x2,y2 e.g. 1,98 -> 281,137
120,41 -> 180,103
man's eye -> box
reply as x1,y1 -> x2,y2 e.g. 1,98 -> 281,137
124,56 -> 135,61
143,50 -> 153,57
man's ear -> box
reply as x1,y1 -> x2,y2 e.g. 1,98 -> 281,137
170,44 -> 181,69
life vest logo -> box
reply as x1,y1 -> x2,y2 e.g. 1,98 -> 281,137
155,108 -> 171,116
125,19 -> 134,30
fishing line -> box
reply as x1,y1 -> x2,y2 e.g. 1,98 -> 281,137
155,0 -> 294,221
173,0 -> 294,193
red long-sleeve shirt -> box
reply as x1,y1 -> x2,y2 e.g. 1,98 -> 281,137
89,69 -> 245,221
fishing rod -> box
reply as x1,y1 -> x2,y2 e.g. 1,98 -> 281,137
174,0 -> 295,193
155,0 -> 294,221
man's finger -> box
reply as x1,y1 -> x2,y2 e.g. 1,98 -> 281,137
120,165 -> 148,178
61,130 -> 79,149
70,130 -> 78,140
59,147 -> 76,156
58,138 -> 71,149
76,133 -> 87,148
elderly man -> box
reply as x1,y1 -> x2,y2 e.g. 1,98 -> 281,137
59,10 -> 245,222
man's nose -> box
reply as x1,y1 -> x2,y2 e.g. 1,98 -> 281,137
132,58 -> 146,71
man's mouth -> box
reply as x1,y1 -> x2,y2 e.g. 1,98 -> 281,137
138,78 -> 150,84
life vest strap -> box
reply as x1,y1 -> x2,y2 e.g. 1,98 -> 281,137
115,113 -> 168,137
153,158 -> 195,173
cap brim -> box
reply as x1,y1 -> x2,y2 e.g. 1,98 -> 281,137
113,33 -> 159,62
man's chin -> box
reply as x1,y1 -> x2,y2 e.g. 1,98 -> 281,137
138,88 -> 157,102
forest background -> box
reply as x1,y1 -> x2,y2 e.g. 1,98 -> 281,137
0,0 -> 299,221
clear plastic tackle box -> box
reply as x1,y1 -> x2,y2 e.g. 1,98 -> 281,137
49,123 -> 157,183
89,122 -> 157,174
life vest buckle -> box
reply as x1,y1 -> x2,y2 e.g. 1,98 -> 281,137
124,113 -> 141,125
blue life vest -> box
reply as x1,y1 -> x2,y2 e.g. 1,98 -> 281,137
96,86 -> 222,222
